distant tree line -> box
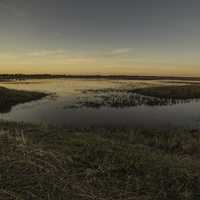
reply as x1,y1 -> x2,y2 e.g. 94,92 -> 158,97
0,74 -> 68,80
0,74 -> 200,81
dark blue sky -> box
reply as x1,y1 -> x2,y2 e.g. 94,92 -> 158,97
0,0 -> 200,75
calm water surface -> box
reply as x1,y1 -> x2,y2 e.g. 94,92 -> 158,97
0,79 -> 200,129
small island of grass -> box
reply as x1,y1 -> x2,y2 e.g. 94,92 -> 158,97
132,84 -> 200,100
0,87 -> 48,113
75,84 -> 200,108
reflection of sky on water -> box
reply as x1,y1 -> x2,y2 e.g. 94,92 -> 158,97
0,79 -> 200,129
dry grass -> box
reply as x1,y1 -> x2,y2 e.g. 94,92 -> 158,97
0,130 -> 69,200
1,122 -> 200,199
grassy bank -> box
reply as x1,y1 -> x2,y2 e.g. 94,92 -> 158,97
132,84 -> 200,100
0,87 -> 47,113
1,121 -> 200,199
76,84 -> 200,108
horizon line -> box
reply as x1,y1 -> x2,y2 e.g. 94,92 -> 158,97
0,73 -> 200,79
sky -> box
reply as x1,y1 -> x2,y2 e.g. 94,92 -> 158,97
0,0 -> 200,76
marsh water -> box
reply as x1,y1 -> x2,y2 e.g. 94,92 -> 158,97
1,78 -> 200,129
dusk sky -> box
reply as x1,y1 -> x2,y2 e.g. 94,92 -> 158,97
0,0 -> 200,76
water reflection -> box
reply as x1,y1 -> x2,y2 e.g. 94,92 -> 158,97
0,79 -> 200,129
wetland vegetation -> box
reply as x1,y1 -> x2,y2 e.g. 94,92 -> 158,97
1,77 -> 200,199
0,87 -> 47,113
74,84 -> 200,108
132,84 -> 200,100
1,121 -> 200,200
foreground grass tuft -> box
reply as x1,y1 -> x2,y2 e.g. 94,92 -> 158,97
1,122 -> 200,199
0,131 -> 68,199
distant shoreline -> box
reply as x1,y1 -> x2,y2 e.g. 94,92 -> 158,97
1,74 -> 200,81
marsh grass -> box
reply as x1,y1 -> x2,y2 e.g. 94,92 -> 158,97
76,84 -> 200,108
0,87 -> 47,113
132,84 -> 200,100
1,122 -> 200,199
78,93 -> 193,108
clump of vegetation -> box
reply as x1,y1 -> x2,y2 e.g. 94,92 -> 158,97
1,121 -> 200,199
0,87 -> 47,113
75,84 -> 200,108
0,132 -> 68,200
132,84 -> 200,99
78,93 -> 189,108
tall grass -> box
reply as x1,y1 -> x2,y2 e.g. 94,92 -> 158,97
1,122 -> 200,199
0,130 -> 69,200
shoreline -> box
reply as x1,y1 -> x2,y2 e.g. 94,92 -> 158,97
0,86 -> 48,113
1,74 -> 200,81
